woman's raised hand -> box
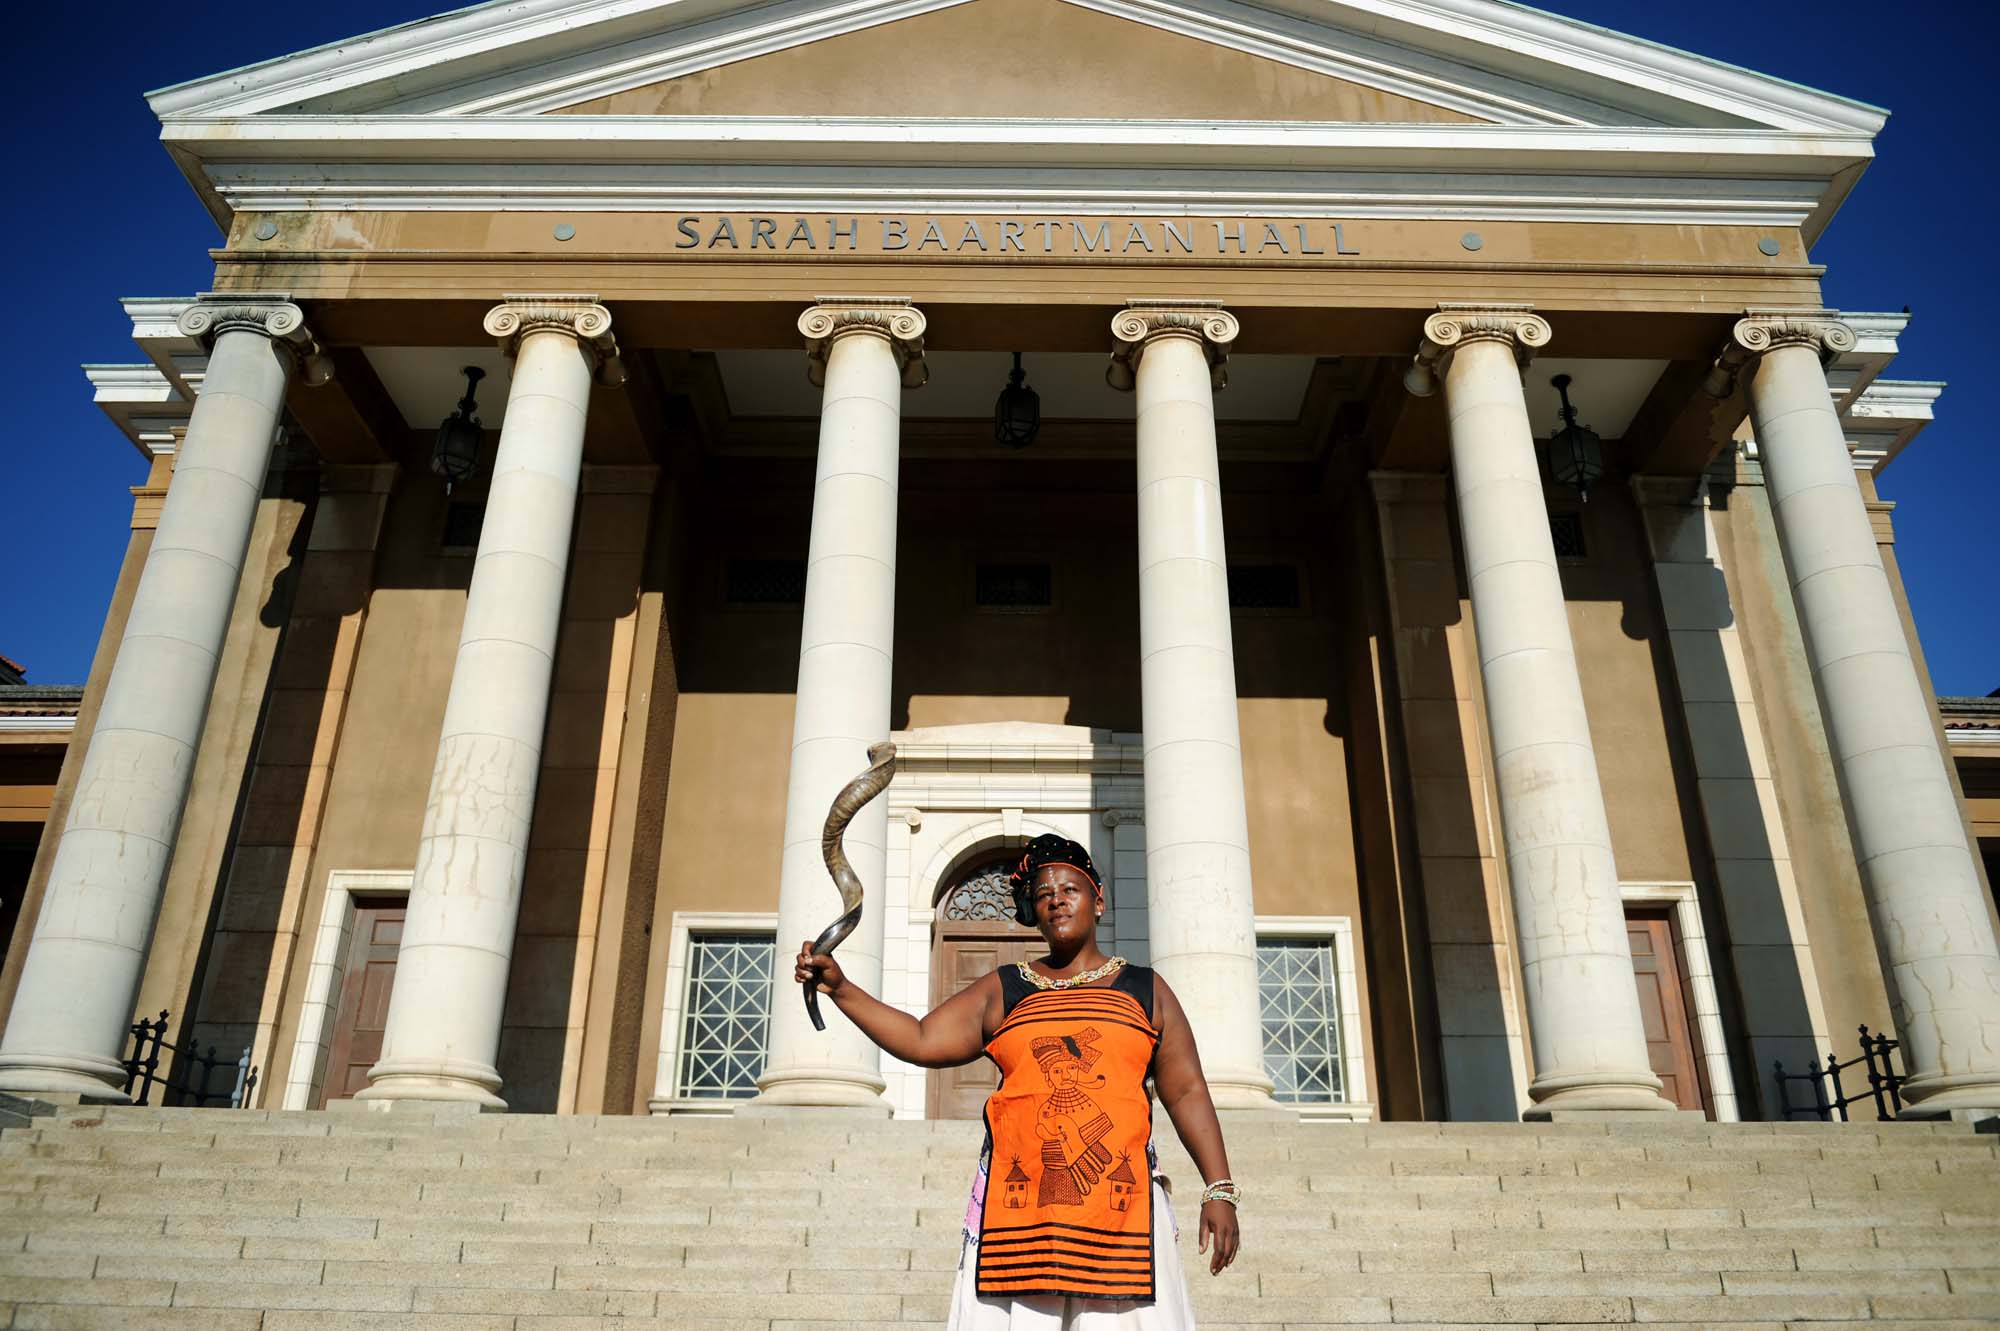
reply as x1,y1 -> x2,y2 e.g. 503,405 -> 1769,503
794,941 -> 846,998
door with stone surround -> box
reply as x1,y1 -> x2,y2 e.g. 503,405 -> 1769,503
319,901 -> 404,1105
928,857 -> 1041,1120
1626,909 -> 1705,1114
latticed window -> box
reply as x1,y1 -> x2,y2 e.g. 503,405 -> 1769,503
1257,939 -> 1344,1102
675,933 -> 775,1099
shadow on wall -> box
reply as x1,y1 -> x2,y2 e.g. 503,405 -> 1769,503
183,452 -> 657,1114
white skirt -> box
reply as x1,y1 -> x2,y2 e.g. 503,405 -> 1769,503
945,1179 -> 1197,1330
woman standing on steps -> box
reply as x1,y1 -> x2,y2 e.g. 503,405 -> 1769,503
794,832 -> 1241,1329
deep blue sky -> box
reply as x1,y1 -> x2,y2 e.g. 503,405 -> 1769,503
6,2 -> 1994,692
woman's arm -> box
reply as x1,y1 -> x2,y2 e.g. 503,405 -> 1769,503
1150,974 -> 1241,1276
794,942 -> 995,1068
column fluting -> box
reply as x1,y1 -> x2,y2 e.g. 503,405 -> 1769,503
1406,303 -> 1675,1117
0,297 -> 328,1099
1720,308 -> 2000,1118
750,298 -> 924,1114
1109,301 -> 1281,1114
358,296 -> 620,1108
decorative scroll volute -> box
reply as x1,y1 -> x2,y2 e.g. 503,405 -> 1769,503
1107,300 -> 1240,392
798,297 -> 928,389
1703,307 -> 1858,399
484,294 -> 624,385
1403,302 -> 1551,397
176,294 -> 332,387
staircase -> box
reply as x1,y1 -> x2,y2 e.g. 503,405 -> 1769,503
2,1103 -> 1997,1329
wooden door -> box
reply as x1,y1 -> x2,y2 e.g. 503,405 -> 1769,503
1626,910 -> 1705,1113
319,900 -> 404,1105
927,856 -> 1042,1120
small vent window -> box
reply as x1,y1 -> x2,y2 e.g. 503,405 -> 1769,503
726,558 -> 806,605
1549,512 -> 1587,559
441,502 -> 485,551
976,562 -> 1052,611
1228,565 -> 1301,611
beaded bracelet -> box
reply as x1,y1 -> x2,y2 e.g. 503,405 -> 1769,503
1199,1179 -> 1242,1207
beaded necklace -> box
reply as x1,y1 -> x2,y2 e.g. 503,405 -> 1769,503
1016,955 -> 1127,991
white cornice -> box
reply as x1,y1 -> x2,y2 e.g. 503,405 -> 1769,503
1846,379 -> 1943,477
85,363 -> 192,461
172,117 -> 1867,231
0,716 -> 76,733
202,162 -> 1830,229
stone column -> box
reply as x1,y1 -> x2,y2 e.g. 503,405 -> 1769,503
1716,309 -> 2000,1118
1109,301 -> 1280,1114
750,298 -> 925,1115
1405,304 -> 1675,1117
0,296 -> 327,1100
358,297 -> 621,1108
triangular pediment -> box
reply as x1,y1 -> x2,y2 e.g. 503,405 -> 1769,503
151,0 -> 1884,133
145,0 -> 1887,241
546,0 -> 1484,124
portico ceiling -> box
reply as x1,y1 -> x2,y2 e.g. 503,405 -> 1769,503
358,342 -> 1666,452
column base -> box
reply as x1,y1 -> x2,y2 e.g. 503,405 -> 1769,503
1895,1071 -> 2000,1122
1523,1070 -> 1679,1119
743,1066 -> 894,1117
355,1058 -> 507,1111
0,1053 -> 135,1105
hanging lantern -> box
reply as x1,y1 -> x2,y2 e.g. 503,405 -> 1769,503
432,366 -> 487,494
993,352 -> 1040,450
1547,373 -> 1604,501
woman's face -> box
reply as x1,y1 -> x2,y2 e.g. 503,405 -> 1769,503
1031,864 -> 1101,946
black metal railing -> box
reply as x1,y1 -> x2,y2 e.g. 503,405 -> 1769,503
121,1011 -> 258,1108
1774,1024 -> 1905,1122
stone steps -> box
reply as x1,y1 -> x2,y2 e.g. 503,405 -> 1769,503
0,1107 -> 1995,1328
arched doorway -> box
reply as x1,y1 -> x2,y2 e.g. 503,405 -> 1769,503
927,851 -> 1041,1120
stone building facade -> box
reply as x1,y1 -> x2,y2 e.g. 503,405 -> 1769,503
2,0 -> 1995,1125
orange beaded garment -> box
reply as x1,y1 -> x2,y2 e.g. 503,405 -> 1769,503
976,964 -> 1159,1302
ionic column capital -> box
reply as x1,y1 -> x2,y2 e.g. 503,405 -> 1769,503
1702,307 -> 1857,398
484,294 -> 623,385
176,292 -> 332,386
1403,302 -> 1550,396
1107,300 -> 1239,391
799,297 -> 928,389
